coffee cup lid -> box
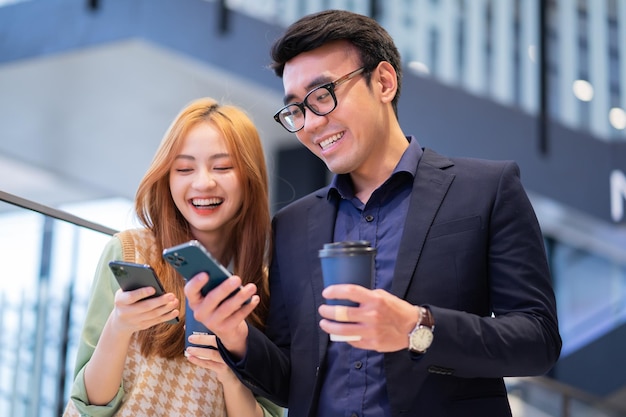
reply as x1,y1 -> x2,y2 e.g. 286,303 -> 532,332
318,240 -> 376,257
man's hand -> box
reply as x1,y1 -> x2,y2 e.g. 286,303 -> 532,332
318,285 -> 418,352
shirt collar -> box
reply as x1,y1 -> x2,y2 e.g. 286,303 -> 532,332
328,136 -> 423,200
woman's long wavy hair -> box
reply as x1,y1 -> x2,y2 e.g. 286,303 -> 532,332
133,97 -> 271,358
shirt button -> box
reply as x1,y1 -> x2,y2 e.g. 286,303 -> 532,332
354,361 -> 363,369
365,215 -> 374,222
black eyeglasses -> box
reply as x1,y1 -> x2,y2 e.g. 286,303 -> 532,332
273,67 -> 366,133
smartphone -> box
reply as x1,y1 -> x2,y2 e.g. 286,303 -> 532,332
108,260 -> 179,324
184,297 -> 215,349
162,240 -> 235,297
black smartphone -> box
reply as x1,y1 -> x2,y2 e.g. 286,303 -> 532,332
162,240 -> 235,297
108,260 -> 179,324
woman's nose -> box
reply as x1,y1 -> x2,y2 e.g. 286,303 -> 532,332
192,170 -> 217,189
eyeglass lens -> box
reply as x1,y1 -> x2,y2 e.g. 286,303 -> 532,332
277,84 -> 336,132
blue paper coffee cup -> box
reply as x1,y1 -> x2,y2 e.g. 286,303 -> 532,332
318,241 -> 376,307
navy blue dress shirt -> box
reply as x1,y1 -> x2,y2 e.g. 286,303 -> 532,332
317,137 -> 422,417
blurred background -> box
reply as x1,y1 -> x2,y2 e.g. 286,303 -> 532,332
0,0 -> 625,416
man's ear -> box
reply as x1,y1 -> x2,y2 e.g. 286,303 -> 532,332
373,61 -> 398,104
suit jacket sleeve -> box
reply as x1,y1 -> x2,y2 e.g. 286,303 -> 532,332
410,158 -> 562,377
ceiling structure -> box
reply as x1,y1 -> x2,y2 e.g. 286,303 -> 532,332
0,38 -> 291,210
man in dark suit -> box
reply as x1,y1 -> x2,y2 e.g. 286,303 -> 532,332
185,9 -> 562,417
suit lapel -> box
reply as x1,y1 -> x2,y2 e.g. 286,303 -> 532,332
391,148 -> 455,298
306,188 -> 337,363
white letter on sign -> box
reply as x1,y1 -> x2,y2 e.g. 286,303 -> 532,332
610,170 -> 626,222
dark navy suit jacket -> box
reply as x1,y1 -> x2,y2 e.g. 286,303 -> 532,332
229,148 -> 562,417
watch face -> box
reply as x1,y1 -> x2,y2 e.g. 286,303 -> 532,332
410,327 -> 433,352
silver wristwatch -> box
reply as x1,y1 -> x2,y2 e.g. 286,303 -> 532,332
408,306 -> 434,353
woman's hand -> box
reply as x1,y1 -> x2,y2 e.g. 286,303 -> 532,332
83,288 -> 178,406
185,334 -> 240,386
186,333 -> 264,416
110,287 -> 180,335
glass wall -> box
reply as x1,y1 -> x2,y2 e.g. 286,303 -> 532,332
531,192 -> 626,359
551,239 -> 626,357
0,197 -> 131,417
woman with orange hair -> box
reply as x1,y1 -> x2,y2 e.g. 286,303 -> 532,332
64,98 -> 281,417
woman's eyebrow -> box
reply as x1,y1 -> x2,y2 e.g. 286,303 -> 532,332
173,153 -> 230,161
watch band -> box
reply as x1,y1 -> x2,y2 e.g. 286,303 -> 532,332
419,306 -> 434,328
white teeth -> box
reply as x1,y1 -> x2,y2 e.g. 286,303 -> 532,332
192,198 -> 223,207
320,133 -> 343,150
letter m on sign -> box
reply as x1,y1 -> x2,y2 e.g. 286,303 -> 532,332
610,170 -> 626,222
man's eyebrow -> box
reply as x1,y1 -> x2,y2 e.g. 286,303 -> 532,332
282,74 -> 334,104
283,93 -> 296,105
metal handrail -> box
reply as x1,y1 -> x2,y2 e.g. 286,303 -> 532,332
0,190 -> 118,236
510,376 -> 626,417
